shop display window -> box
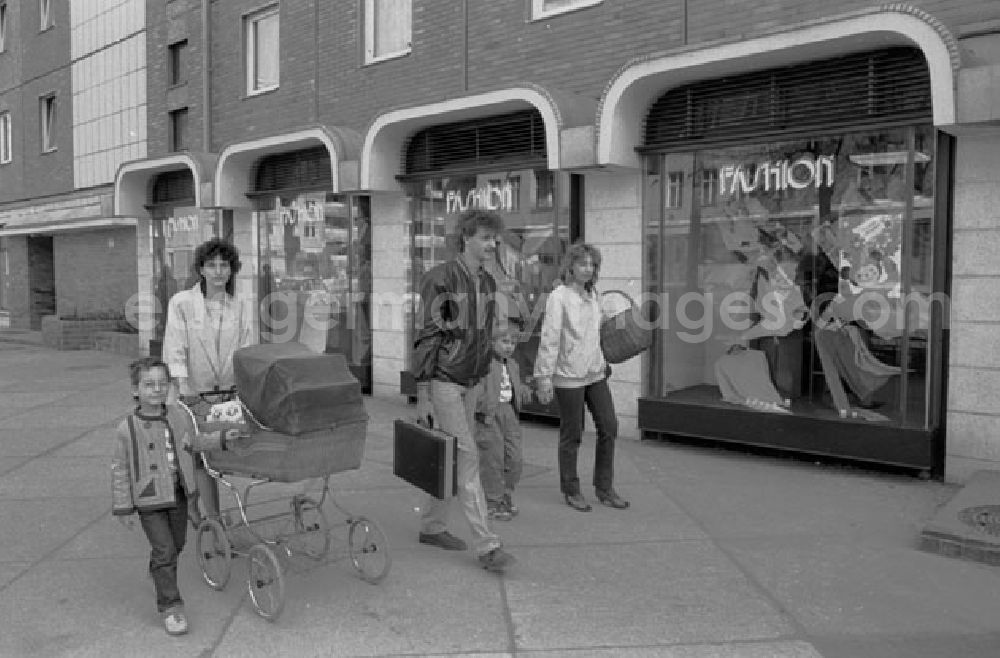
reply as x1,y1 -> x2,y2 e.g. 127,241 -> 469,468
644,126 -> 938,428
255,192 -> 372,391
403,169 -> 572,414
151,207 -> 230,348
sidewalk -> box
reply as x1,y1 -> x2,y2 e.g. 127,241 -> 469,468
1,342 -> 999,657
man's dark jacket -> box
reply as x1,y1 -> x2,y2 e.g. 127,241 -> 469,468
413,259 -> 496,387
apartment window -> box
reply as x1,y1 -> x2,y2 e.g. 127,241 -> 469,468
0,3 -> 8,52
0,111 -> 11,164
168,40 -> 188,87
40,95 -> 56,152
245,6 -> 279,94
531,0 -> 602,19
40,0 -> 52,30
169,108 -> 189,152
364,0 -> 411,63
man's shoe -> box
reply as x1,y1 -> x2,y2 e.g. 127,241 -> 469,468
419,531 -> 467,551
488,502 -> 512,522
596,488 -> 630,509
564,493 -> 592,512
478,547 -> 516,573
163,608 -> 189,636
503,493 -> 519,517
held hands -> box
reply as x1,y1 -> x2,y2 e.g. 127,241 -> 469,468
117,515 -> 135,530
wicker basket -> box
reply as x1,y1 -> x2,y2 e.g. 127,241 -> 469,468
600,289 -> 652,364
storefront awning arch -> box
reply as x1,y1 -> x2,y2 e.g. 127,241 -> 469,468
214,126 -> 362,208
361,84 -> 597,193
597,4 -> 959,170
114,152 -> 218,219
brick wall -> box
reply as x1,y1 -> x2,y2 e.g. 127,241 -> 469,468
138,1 -> 1000,158
53,228 -> 138,318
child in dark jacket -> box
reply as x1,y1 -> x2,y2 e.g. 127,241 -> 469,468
475,327 -> 533,521
111,358 -> 244,636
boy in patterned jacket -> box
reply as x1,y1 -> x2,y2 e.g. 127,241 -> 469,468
111,358 -> 245,636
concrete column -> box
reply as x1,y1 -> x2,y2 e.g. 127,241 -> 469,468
370,193 -> 410,400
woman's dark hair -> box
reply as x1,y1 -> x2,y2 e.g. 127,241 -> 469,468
558,241 -> 602,293
193,238 -> 241,296
457,210 -> 504,252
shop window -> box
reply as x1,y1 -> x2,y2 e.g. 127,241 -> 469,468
364,0 -> 411,64
169,108 -> 188,152
0,3 -> 7,52
255,193 -> 373,392
0,111 -> 10,164
245,5 -> 279,94
403,169 -> 574,415
168,40 -> 188,87
531,0 -> 602,19
39,0 -> 52,31
645,125 -> 939,429
39,94 -> 56,152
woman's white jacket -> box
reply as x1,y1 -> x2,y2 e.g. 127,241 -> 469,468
162,284 -> 255,396
533,283 -> 608,388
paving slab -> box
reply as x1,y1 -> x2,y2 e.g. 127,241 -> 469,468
0,555 -> 243,657
0,404 -> 126,429
0,498 -> 107,562
506,542 -> 795,651
50,425 -> 119,457
213,551 -> 510,657
0,561 -> 32,589
724,535 -> 1000,636
0,457 -> 110,499
0,427 -> 91,457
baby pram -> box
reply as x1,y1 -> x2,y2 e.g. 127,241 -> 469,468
179,343 -> 391,622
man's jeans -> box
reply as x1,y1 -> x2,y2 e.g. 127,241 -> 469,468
139,486 -> 188,614
554,377 -> 618,496
421,380 -> 501,556
475,401 -> 523,503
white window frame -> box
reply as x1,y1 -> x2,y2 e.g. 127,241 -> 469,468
245,5 -> 280,95
40,0 -> 52,31
530,0 -> 602,20
40,94 -> 56,153
0,111 -> 11,164
0,3 -> 8,52
364,0 -> 412,64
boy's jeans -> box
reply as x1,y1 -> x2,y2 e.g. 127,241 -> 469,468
554,377 -> 618,496
475,401 -> 523,503
421,379 -> 501,556
139,486 -> 188,614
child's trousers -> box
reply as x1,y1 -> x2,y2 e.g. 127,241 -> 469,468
138,485 -> 188,614
475,401 -> 523,504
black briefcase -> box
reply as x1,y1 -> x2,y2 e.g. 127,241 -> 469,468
392,419 -> 458,500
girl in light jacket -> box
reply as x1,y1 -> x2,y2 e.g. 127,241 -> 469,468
534,242 -> 629,512
162,238 -> 254,521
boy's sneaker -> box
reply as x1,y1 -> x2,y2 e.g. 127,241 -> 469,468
163,608 -> 188,636
478,547 -> 516,573
488,501 -> 512,522
502,493 -> 519,517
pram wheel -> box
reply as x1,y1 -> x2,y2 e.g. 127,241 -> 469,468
247,543 -> 285,621
290,495 -> 330,560
196,519 -> 232,590
348,516 -> 392,584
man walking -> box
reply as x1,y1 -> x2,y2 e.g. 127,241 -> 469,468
412,209 -> 516,574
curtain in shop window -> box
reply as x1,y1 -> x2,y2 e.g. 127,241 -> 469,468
373,0 -> 410,57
